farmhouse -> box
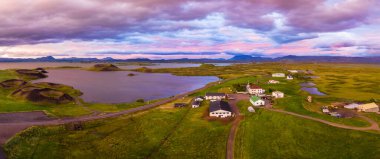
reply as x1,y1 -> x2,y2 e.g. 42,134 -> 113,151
268,80 -> 280,84
286,75 -> 293,80
209,101 -> 232,118
343,103 -> 359,109
246,84 -> 265,95
250,96 -> 265,106
272,73 -> 285,77
272,91 -> 284,98
357,103 -> 379,112
205,93 -> 226,101
191,101 -> 201,108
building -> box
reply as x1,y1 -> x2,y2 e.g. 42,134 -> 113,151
209,101 -> 232,118
343,103 -> 359,109
288,70 -> 298,73
194,96 -> 204,102
191,101 -> 201,108
268,80 -> 280,84
246,84 -> 265,95
174,103 -> 187,108
250,96 -> 265,106
205,93 -> 226,101
286,75 -> 293,80
357,103 -> 379,112
272,73 -> 285,77
272,91 -> 284,98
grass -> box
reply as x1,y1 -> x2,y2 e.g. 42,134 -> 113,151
363,113 -> 380,126
4,100 -> 231,159
152,100 -> 231,159
234,108 -> 380,159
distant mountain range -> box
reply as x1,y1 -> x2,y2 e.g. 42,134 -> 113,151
0,55 -> 379,64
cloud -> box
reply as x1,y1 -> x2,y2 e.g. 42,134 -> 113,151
0,0 -> 379,58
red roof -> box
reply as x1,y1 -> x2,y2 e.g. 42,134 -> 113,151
248,84 -> 262,89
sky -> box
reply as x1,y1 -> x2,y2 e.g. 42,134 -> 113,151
0,0 -> 379,59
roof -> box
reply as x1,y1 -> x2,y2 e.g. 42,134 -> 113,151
358,103 -> 379,110
209,101 -> 232,112
192,101 -> 201,105
247,84 -> 263,89
272,91 -> 283,94
205,92 -> 226,97
250,96 -> 262,102
344,103 -> 359,109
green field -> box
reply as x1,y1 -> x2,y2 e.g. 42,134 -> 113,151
235,108 -> 380,159
2,62 -> 380,158
4,101 -> 230,159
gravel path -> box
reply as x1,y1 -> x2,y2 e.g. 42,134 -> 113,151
226,94 -> 249,159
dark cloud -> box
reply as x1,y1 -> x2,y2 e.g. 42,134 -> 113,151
314,41 -> 356,49
271,33 -> 318,44
0,0 -> 378,46
87,51 -> 223,56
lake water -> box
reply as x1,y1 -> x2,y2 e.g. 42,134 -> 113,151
300,82 -> 316,87
33,69 -> 218,103
299,82 -> 325,96
300,87 -> 326,96
0,62 -> 232,70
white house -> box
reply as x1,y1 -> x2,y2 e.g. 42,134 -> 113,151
272,73 -> 285,77
286,75 -> 293,80
191,101 -> 201,108
357,103 -> 379,112
205,93 -> 226,101
209,101 -> 232,118
246,84 -> 265,95
268,80 -> 280,84
272,91 -> 284,98
250,96 -> 265,106
288,70 -> 298,73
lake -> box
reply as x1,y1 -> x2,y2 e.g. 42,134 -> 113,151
0,62 -> 232,70
300,82 -> 326,96
34,69 -> 219,103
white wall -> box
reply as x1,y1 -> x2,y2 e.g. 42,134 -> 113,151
209,110 -> 232,118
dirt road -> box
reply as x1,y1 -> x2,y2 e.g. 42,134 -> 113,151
226,94 -> 249,159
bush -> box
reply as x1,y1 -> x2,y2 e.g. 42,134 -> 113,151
136,99 -> 145,103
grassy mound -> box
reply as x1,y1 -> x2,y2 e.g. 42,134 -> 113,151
0,79 -> 27,89
12,86 -> 75,104
89,64 -> 121,71
15,69 -> 47,79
